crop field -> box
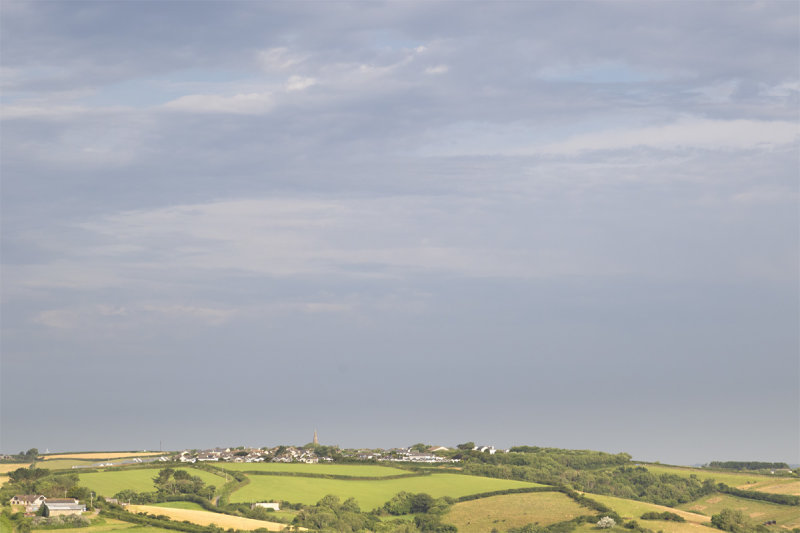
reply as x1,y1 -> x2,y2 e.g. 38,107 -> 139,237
443,491 -> 589,533
128,504 -> 290,531
43,452 -> 165,460
585,493 -> 710,524
219,462 -> 410,477
642,465 -> 797,492
678,493 -> 800,528
230,472 -> 545,510
0,463 -> 30,473
79,467 -> 227,496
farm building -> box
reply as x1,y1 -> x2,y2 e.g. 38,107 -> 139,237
9,495 -> 45,512
252,502 -> 280,511
43,502 -> 86,517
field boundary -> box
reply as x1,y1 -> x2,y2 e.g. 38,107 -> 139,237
228,469 -> 430,481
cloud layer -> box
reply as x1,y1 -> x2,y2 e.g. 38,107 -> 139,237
1,1 -> 797,463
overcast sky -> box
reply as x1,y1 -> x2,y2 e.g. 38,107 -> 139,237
1,1 -> 798,464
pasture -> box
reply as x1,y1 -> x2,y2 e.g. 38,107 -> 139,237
443,491 -> 588,533
229,472 -> 544,510
79,467 -> 227,496
678,493 -> 800,528
219,462 -> 409,477
128,504 -> 290,531
642,465 -> 798,493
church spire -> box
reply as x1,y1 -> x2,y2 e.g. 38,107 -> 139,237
313,429 -> 319,445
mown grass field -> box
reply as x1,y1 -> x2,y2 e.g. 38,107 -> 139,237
149,501 -> 298,523
678,493 -> 800,528
0,463 -> 30,474
219,462 -> 410,477
642,465 -> 798,493
572,520 -> 720,533
585,493 -> 710,524
79,467 -> 227,496
128,504 -> 290,531
230,472 -> 544,510
443,491 -> 589,533
44,452 -> 165,460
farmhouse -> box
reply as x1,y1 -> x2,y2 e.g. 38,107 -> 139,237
9,495 -> 45,512
43,502 -> 86,517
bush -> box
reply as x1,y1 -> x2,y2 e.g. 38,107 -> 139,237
597,517 -> 616,529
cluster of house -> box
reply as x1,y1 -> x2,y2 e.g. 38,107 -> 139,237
177,446 -> 333,464
9,495 -> 85,517
173,442 -> 504,465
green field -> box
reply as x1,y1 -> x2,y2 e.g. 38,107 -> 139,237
642,465 -> 798,492
37,459 -> 108,470
443,491 -> 589,533
678,493 -> 800,528
218,461 -> 410,477
79,467 -> 228,496
149,501 -> 206,510
230,472 -> 544,510
4,518 -> 175,533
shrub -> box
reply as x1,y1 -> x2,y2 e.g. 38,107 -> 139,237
597,516 -> 616,529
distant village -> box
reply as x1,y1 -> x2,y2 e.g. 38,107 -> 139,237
173,444 -> 500,464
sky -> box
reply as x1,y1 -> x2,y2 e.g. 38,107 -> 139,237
1,1 -> 798,465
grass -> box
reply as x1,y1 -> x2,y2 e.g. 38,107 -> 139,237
218,462 -> 410,477
677,493 -> 800,528
642,465 -> 798,493
127,504 -> 291,531
443,491 -> 589,533
79,467 -> 227,496
230,472 -> 545,510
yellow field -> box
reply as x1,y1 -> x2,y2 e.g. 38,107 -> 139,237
0,463 -> 30,473
128,504 -> 292,531
573,521 -> 719,533
444,491 -> 588,533
580,494 -> 718,533
0,475 -> 9,487
43,452 -> 164,460
738,480 -> 800,496
585,493 -> 710,524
